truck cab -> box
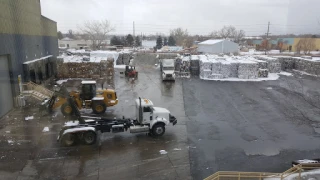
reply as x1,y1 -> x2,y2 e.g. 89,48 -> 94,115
135,98 -> 177,136
160,59 -> 176,81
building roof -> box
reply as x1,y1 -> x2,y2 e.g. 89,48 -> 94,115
61,37 -> 75,41
198,39 -> 225,45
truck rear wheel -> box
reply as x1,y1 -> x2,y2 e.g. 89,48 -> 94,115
152,124 -> 165,136
83,131 -> 97,145
61,133 -> 76,146
92,102 -> 106,114
61,103 -> 74,116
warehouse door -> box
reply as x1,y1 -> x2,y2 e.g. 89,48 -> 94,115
0,55 -> 13,118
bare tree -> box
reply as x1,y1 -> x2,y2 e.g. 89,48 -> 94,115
295,38 -> 316,55
170,28 -> 189,46
80,20 -> 115,50
209,26 -> 245,42
183,36 -> 194,48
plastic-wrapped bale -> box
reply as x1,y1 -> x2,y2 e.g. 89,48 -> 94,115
220,61 -> 239,78
267,62 -> 281,73
258,69 -> 268,77
200,69 -> 212,79
278,57 -> 295,70
116,53 -> 124,65
238,61 -> 259,79
208,74 -> 223,79
200,59 -> 212,71
211,60 -> 221,74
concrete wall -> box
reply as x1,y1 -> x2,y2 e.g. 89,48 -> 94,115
0,0 -> 58,97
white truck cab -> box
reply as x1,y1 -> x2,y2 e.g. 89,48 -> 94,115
135,98 -> 177,136
160,59 -> 176,81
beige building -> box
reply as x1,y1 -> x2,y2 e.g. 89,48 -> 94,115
58,37 -> 92,49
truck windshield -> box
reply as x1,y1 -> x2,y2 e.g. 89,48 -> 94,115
163,67 -> 175,71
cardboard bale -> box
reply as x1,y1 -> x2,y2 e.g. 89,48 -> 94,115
200,69 -> 211,79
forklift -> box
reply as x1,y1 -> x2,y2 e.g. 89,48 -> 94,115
125,65 -> 138,78
57,96 -> 177,146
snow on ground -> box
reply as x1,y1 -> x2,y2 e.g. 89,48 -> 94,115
42,127 -> 49,132
293,70 -> 320,77
264,169 -> 320,180
201,73 -> 280,82
25,116 -> 34,121
64,121 -> 79,126
56,79 -> 68,85
279,72 -> 293,76
159,150 -> 168,155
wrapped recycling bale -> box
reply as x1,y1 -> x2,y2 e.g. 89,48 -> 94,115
267,62 -> 281,73
200,69 -> 212,79
209,74 -> 223,79
258,69 -> 269,77
278,57 -> 295,70
238,61 -> 259,79
211,60 -> 221,74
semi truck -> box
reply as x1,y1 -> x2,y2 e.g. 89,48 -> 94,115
160,59 -> 176,81
57,97 -> 177,146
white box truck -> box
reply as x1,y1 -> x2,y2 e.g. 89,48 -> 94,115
160,59 -> 176,81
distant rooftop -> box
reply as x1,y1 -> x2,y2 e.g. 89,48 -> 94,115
198,39 -> 225,45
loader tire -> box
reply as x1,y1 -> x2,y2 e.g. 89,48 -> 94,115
92,102 -> 106,114
61,103 -> 74,116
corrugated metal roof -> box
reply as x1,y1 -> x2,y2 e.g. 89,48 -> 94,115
198,39 -> 225,45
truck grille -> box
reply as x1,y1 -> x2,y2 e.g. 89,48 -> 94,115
166,74 -> 172,78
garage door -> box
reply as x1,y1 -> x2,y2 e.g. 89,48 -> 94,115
0,55 -> 13,118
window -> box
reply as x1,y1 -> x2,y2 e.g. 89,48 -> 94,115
143,106 -> 152,112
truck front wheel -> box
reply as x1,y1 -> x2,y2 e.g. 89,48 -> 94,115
61,133 -> 76,146
61,103 -> 74,116
152,124 -> 165,136
92,102 -> 106,114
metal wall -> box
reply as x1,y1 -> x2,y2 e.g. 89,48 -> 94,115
0,55 -> 14,117
0,0 -> 58,116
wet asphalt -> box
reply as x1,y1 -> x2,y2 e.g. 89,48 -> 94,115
183,73 -> 320,179
1,61 -> 320,180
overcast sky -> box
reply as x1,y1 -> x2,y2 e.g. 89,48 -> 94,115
41,0 -> 320,36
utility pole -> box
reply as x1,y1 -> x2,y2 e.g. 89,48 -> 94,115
133,21 -> 135,47
265,21 -> 270,55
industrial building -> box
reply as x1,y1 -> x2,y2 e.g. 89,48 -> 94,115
0,0 -> 58,117
197,39 -> 239,54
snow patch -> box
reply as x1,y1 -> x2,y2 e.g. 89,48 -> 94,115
7,140 -> 14,144
56,79 -> 68,85
159,150 -> 168,155
173,148 -> 182,151
265,169 -> 320,180
202,73 -> 280,82
25,116 -> 34,121
42,127 -> 49,132
267,87 -> 273,90
279,71 -> 293,76
64,121 -> 79,126
293,70 -> 320,77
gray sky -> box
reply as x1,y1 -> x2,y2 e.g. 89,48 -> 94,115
41,0 -> 320,36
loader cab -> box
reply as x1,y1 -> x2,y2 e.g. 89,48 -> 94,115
135,98 -> 154,124
81,81 -> 97,100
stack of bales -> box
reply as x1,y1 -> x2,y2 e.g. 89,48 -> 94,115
209,59 -> 223,79
277,56 -> 295,71
199,57 -> 213,79
116,52 -> 132,65
190,55 -> 200,76
255,56 -> 281,73
250,58 -> 269,77
220,58 -> 239,78
288,57 -> 320,76
237,60 -> 259,79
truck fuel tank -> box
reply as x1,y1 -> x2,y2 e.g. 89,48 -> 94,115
129,126 -> 149,133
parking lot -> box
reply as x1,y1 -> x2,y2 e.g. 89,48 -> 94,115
1,62 -> 320,180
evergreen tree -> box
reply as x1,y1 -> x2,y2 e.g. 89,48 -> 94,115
57,31 -> 63,40
110,36 -> 122,45
135,36 -> 142,47
156,36 -> 163,49
163,37 -> 168,46
126,34 -> 134,46
168,36 -> 176,46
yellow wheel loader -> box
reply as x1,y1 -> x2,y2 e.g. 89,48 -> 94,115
43,80 -> 118,116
